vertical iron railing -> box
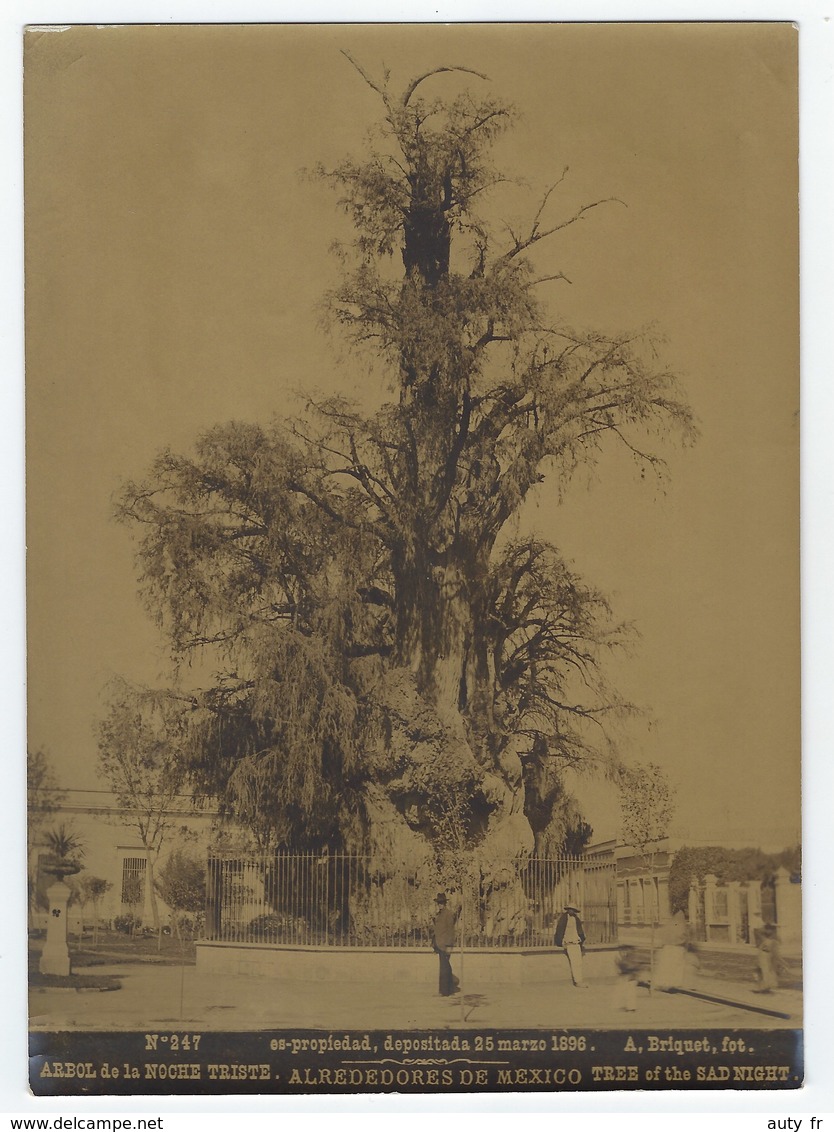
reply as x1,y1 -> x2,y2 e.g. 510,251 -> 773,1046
205,851 -> 618,948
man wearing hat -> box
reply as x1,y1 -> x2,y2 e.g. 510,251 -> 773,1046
554,904 -> 588,988
431,893 -> 460,996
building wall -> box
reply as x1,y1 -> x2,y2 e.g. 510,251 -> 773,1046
29,792 -> 217,932
584,840 -> 675,930
615,846 -> 674,927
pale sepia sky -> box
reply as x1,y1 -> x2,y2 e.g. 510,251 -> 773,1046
25,23 -> 800,848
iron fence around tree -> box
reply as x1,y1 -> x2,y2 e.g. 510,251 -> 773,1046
205,851 -> 617,949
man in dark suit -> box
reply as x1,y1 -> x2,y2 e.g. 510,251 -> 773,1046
431,892 -> 459,996
554,903 -> 588,987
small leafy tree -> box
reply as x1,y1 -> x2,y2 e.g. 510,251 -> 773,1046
156,849 -> 206,940
97,676 -> 192,933
86,873 -> 113,946
78,875 -> 113,947
65,875 -> 90,939
618,761 -> 676,991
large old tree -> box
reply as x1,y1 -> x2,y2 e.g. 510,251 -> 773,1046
113,60 -> 693,901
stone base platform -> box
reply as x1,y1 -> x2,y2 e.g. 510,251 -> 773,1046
196,941 -> 620,984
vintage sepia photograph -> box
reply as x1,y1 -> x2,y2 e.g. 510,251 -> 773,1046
24,22 -> 801,1095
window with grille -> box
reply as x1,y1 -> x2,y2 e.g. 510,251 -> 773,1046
121,856 -> 147,906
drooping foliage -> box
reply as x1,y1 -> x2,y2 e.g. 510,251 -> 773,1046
156,848 -> 207,917
115,58 -> 694,861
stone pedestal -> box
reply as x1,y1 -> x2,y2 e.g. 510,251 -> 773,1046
688,875 -> 701,936
703,873 -> 717,941
746,881 -> 763,941
727,880 -> 741,944
39,879 -> 72,977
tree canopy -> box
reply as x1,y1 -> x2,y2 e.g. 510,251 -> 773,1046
114,59 -> 694,866
667,844 -> 801,916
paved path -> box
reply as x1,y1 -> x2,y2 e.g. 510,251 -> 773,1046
29,964 -> 801,1033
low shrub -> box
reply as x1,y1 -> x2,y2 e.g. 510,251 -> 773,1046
113,913 -> 141,934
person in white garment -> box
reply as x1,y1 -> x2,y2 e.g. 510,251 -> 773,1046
554,904 -> 588,988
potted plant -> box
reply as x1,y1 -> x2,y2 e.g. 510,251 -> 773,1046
42,825 -> 84,880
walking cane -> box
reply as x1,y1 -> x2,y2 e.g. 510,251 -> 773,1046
458,880 -> 465,1024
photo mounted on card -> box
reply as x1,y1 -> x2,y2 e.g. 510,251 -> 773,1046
25,23 -> 801,1095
